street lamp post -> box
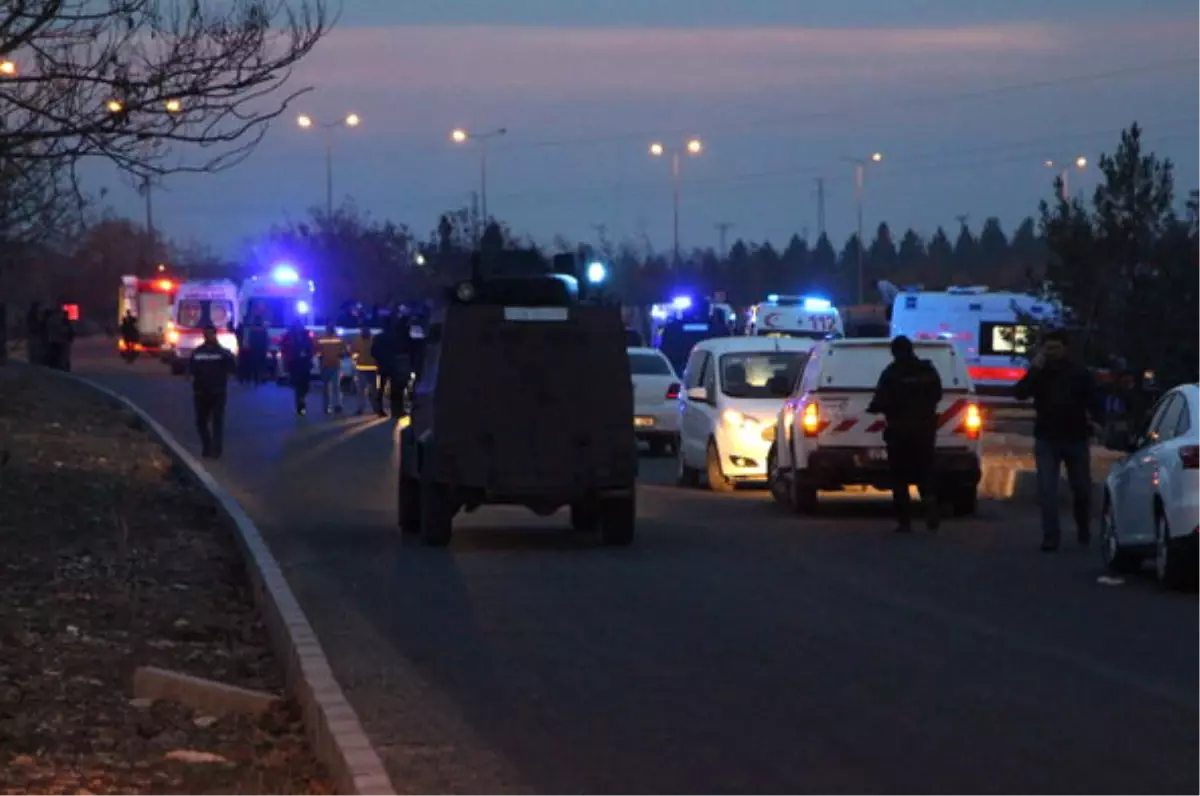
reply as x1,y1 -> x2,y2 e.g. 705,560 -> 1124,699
451,127 -> 508,237
298,112 -> 362,218
842,152 -> 883,304
1044,155 -> 1088,201
649,138 -> 703,266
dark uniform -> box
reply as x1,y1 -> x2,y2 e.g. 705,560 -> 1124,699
282,323 -> 315,415
371,320 -> 399,416
867,336 -> 944,532
188,328 -> 236,458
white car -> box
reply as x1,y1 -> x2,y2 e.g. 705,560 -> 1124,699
676,337 -> 815,491
1101,383 -> 1199,589
628,347 -> 681,456
771,338 -> 984,514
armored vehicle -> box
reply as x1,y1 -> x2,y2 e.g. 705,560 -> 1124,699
397,256 -> 638,547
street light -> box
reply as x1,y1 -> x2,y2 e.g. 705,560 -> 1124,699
450,127 -> 507,235
0,60 -> 15,76
105,99 -> 124,114
842,152 -> 883,304
296,112 -> 362,217
164,98 -> 182,113
1045,155 -> 1088,201
649,137 -> 704,266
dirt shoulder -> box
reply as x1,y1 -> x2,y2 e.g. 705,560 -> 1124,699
0,365 -> 330,795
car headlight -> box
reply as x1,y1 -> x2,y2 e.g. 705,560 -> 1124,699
722,409 -> 762,430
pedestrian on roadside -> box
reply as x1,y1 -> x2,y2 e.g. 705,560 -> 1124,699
246,314 -> 269,386
282,319 -> 315,416
187,322 -> 236,459
866,335 -> 944,534
349,325 -> 379,416
1013,329 -> 1103,552
42,306 -> 73,371
316,322 -> 347,415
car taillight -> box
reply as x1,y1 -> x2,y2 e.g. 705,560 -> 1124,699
665,382 -> 681,400
964,403 -> 982,439
1180,445 -> 1199,469
802,402 -> 821,437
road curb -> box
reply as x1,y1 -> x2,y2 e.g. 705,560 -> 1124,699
41,367 -> 395,796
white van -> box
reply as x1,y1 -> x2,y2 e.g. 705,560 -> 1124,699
746,294 -> 843,339
164,279 -> 240,375
770,338 -> 983,514
888,285 -> 1058,400
676,336 -> 815,491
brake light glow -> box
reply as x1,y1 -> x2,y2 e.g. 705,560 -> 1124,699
802,402 -> 821,437
665,382 -> 681,400
968,366 -> 1027,382
964,403 -> 983,439
156,279 -> 174,291
1180,445 -> 1199,469
166,328 -> 179,344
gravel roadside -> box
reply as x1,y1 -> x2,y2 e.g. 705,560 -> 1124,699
0,365 -> 331,795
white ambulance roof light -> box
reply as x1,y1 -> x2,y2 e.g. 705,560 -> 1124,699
767,293 -> 780,302
271,264 -> 299,284
946,285 -> 989,295
296,300 -> 310,314
803,297 -> 832,311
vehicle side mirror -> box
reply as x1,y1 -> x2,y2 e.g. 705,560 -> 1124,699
685,386 -> 708,402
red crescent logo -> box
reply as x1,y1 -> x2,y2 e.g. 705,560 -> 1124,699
764,312 -> 781,328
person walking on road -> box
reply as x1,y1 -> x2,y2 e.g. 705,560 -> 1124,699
188,323 -> 236,459
246,315 -> 269,386
349,326 -> 379,416
316,323 -> 348,415
867,335 -> 944,534
42,305 -> 74,371
282,319 -> 315,416
1013,329 -> 1103,552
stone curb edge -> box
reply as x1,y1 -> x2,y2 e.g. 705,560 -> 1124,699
40,367 -> 396,796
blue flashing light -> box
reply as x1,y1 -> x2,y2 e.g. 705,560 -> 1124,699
650,305 -> 669,320
296,300 -> 310,315
682,323 -> 709,332
803,297 -> 832,311
671,296 -> 693,310
271,264 -> 299,284
586,261 -> 607,284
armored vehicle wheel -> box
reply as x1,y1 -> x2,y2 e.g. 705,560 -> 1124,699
420,480 -> 454,547
598,494 -> 635,546
570,501 -> 600,531
398,474 -> 421,533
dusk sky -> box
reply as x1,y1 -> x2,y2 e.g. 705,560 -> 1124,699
95,0 -> 1199,260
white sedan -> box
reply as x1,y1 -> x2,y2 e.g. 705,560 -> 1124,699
628,347 -> 681,456
1101,383 -> 1199,589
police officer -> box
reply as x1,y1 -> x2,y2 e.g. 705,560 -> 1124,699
867,335 -> 944,533
188,323 -> 236,458
282,319 -> 315,416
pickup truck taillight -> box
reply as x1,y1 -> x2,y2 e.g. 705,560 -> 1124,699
801,402 -> 821,437
964,403 -> 982,440
665,382 -> 681,400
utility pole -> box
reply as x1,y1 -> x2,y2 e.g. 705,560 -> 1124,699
715,222 -> 733,260
138,174 -> 155,271
955,213 -> 970,230
815,177 -> 826,238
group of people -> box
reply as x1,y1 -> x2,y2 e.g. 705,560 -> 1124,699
233,315 -> 272,385
25,302 -> 75,370
869,329 -> 1103,548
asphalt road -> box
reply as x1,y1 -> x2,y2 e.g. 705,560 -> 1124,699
73,347 -> 1197,795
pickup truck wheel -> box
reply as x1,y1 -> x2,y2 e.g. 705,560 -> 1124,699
790,476 -> 818,514
420,479 -> 454,547
950,485 -> 978,517
570,501 -> 599,532
598,495 -> 635,546
706,441 -> 735,493
398,475 -> 421,533
767,446 -> 790,507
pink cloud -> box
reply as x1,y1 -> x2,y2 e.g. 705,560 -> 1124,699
291,24 -> 1065,97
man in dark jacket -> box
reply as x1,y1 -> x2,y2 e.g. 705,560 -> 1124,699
867,335 -> 944,533
246,315 -> 269,386
188,323 -> 236,458
281,320 -> 315,416
371,318 -> 400,418
1013,329 -> 1102,551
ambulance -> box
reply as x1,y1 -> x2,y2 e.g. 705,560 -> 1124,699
163,279 -> 240,374
239,264 -> 317,381
746,294 -> 844,339
117,275 -> 177,353
888,285 -> 1060,399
